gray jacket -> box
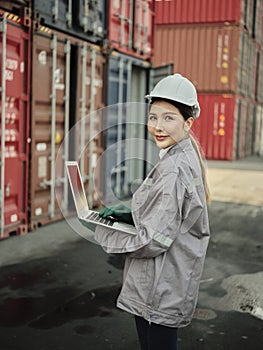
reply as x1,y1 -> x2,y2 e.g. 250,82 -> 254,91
94,138 -> 210,328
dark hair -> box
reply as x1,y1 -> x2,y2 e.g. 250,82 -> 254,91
150,97 -> 194,120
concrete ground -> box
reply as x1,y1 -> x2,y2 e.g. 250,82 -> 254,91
0,156 -> 262,350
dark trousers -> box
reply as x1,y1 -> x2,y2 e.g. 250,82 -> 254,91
135,315 -> 178,350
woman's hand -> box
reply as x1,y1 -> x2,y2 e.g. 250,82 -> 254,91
99,204 -> 134,225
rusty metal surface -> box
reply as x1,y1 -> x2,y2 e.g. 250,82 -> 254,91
108,0 -> 154,60
29,27 -> 105,230
153,24 -> 244,94
0,11 -> 30,238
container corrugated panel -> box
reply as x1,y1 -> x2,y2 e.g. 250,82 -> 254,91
192,94 -> 236,160
103,51 -> 150,203
108,0 -> 154,60
235,97 -> 248,159
0,12 -> 30,239
29,26 -> 105,230
72,41 -> 105,208
244,100 -> 254,156
238,30 -> 257,99
155,0 -> 243,26
153,24 -> 258,95
32,0 -> 106,44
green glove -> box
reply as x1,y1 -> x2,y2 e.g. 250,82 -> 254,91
99,204 -> 134,226
78,218 -> 96,232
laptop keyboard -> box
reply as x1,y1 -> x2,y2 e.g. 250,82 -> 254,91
86,211 -> 115,227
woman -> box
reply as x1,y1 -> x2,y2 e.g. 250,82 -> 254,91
95,74 -> 210,350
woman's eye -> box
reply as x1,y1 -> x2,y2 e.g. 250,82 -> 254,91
149,115 -> 157,121
165,115 -> 174,121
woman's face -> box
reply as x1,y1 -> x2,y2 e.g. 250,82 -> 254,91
147,100 -> 193,149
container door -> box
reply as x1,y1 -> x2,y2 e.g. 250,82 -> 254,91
74,43 -> 105,208
108,0 -> 153,60
105,54 -> 129,202
75,0 -> 105,39
33,0 -> 71,33
124,66 -> 147,196
133,0 -> 153,58
105,53 -> 150,203
33,0 -> 105,44
30,31 -> 71,230
0,14 -> 29,238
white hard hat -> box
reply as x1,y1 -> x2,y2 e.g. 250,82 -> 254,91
146,73 -> 200,119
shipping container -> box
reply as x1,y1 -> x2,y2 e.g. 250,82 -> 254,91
107,0 -> 154,61
29,25 -> 105,230
192,94 -> 237,160
32,0 -> 106,44
103,51 -> 151,203
0,0 -> 31,27
153,24 -> 259,98
191,94 -> 261,160
0,12 -> 30,239
155,0 -> 256,33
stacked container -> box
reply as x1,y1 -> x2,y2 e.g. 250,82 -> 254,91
103,0 -> 155,202
0,0 -> 157,237
0,9 -> 31,239
29,0 -> 106,229
0,0 -> 107,237
153,0 -> 263,160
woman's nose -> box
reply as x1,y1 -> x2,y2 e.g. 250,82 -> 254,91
155,118 -> 164,130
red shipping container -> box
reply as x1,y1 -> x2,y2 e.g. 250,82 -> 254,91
155,0 -> 250,27
191,94 -> 257,160
108,0 -> 154,60
153,24 -> 259,99
0,12 -> 30,239
192,94 -> 236,160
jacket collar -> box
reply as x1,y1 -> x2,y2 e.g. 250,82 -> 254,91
162,137 -> 192,159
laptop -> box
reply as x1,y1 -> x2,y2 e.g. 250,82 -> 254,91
65,161 -> 137,235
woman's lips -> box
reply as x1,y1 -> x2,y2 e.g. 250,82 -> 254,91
155,135 -> 168,141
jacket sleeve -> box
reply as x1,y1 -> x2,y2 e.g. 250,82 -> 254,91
94,171 -> 185,258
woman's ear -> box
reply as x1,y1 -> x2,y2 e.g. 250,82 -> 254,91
185,117 -> 194,130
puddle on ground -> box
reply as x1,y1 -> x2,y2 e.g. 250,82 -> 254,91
0,284 -> 121,329
29,284 -> 122,329
0,269 -> 52,289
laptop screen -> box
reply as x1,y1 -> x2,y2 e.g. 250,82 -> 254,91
66,163 -> 88,215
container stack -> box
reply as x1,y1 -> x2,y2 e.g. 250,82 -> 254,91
0,0 -> 156,239
153,0 -> 263,160
0,0 -> 106,238
0,2 -> 31,239
29,0 -> 106,230
103,0 -> 155,202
